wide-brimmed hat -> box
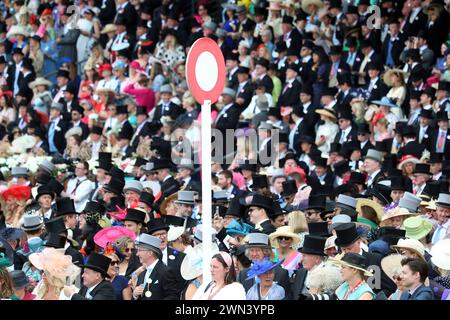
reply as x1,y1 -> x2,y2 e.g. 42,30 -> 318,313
430,239 -> 450,270
381,206 -> 415,222
299,234 -> 327,256
403,216 -> 433,240
93,226 -> 136,249
6,25 -> 29,38
29,77 -> 52,89
167,226 -> 185,242
21,214 -> 43,232
101,23 -> 117,34
10,270 -> 29,289
330,252 -> 374,277
380,254 -> 403,283
383,69 -> 406,86
29,247 -> 80,283
135,233 -> 162,258
397,155 -> 420,169
391,238 -> 425,261
269,226 -> 300,249
371,97 -> 398,109
245,257 -> 285,280
435,193 -> 450,209
180,242 -> 219,280
83,252 -> 111,277
356,198 -> 384,223
302,0 -> 324,15
315,107 -> 337,121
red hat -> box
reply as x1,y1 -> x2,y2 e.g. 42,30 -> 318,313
1,185 -> 32,201
0,90 -> 13,98
98,63 -> 112,74
41,8 -> 52,17
129,60 -> 144,71
79,91 -> 92,100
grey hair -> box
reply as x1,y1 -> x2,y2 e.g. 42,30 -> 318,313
306,263 -> 343,293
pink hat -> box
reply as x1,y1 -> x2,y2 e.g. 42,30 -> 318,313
129,60 -> 144,71
94,226 -> 137,248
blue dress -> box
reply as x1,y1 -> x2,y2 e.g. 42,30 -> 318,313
41,39 -> 58,84
112,275 -> 129,300
246,283 -> 285,300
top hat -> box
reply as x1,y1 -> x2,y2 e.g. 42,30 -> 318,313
225,197 -> 246,219
175,191 -> 196,205
36,184 -> 55,200
55,198 -> 77,216
306,195 -> 326,211
281,180 -> 298,197
349,172 -> 367,186
245,194 -> 274,214
152,158 -> 174,171
250,174 -> 269,189
83,201 -> 105,215
83,252 -> 111,278
247,232 -> 270,247
21,214 -> 43,232
308,222 -> 331,238
237,159 -> 258,172
436,111 -> 449,122
139,192 -> 155,207
299,235 -> 327,256
413,163 -> 431,175
122,208 -> 146,224
282,15 -> 294,25
146,218 -> 170,235
334,223 -> 359,247
44,233 -> 66,248
436,193 -> 450,209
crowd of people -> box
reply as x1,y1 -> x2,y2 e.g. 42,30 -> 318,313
0,0 -> 449,301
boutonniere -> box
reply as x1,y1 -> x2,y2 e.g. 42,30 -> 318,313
447,136 -> 450,140
356,57 -> 361,61
55,126 -> 61,132
223,113 -> 228,118
373,85 -> 377,89
288,84 -> 292,88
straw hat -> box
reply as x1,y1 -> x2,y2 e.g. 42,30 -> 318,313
330,252 -> 374,277
101,24 -> 117,34
356,198 -> 384,223
381,207 -> 415,222
302,0 -> 324,15
383,69 -> 406,87
381,254 -> 403,282
315,106 -> 337,121
160,192 -> 179,215
9,135 -> 36,154
180,243 -> 219,280
391,238 -> 426,261
6,25 -> 29,38
403,216 -> 433,240
430,239 -> 450,270
29,247 -> 80,284
269,226 -> 301,248
29,77 -> 53,90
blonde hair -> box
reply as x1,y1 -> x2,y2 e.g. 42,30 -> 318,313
288,211 -> 308,233
115,236 -> 134,251
0,268 -> 14,298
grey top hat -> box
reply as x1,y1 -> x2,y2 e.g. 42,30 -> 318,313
203,21 -> 217,31
271,169 -> 286,180
258,121 -> 273,130
213,190 -> 229,201
365,149 -> 383,163
175,191 -> 196,205
436,193 -> 450,209
222,87 -> 236,97
135,233 -> 162,256
216,28 -> 227,38
398,192 -> 421,212
22,214 -> 43,231
177,158 -> 195,171
331,214 -> 351,229
123,180 -> 143,194
39,159 -> 55,174
159,84 -> 172,94
50,102 -> 64,111
194,224 -> 217,242
336,194 -> 357,209
144,162 -> 155,172
11,167 -> 28,177
247,232 -> 270,247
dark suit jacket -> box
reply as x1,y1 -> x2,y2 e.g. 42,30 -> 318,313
236,81 -> 254,109
336,89 -> 358,113
360,140 -> 375,157
214,104 -> 241,133
258,74 -> 274,94
72,280 -> 115,300
135,260 -> 167,300
401,9 -> 428,39
6,62 -> 23,93
153,102 -> 184,121
399,284 -> 435,300
333,127 -> 358,144
47,118 -> 70,154
240,265 -> 292,300
362,250 -> 396,296
279,28 -> 302,53
381,34 -> 403,67
160,176 -> 181,198
277,79 -> 301,108
291,268 -> 308,300
366,78 -> 389,103
426,129 -> 450,155
120,2 -> 138,34
97,0 -> 116,25
18,72 -> 35,102
163,247 -> 187,300
256,219 -> 276,235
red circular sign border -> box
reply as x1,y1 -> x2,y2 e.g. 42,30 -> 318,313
186,37 -> 226,104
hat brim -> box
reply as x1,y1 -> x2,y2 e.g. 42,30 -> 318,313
315,109 -> 337,121
147,226 -> 170,235
330,258 -> 374,277
298,247 -> 327,256
391,245 -> 425,261
356,198 -> 384,223
83,264 -> 109,278
269,232 -> 300,249
405,224 -> 432,241
397,157 -> 420,169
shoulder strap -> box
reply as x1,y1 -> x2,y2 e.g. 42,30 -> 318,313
204,281 -> 214,294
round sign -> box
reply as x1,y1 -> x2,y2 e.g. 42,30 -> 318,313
186,37 -> 226,104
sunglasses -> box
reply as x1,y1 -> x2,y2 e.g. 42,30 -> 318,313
123,248 -> 134,253
110,261 -> 119,266
394,275 -> 402,281
277,236 -> 292,241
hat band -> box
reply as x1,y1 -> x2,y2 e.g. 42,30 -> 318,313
23,222 -> 43,230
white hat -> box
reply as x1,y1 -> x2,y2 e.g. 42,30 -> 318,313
193,224 -> 217,243
180,243 -> 219,280
391,238 -> 425,260
168,226 -> 185,242
430,239 -> 450,270
324,235 -> 337,250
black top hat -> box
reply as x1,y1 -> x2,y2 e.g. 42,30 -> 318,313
357,123 -> 371,135
407,49 -> 421,61
322,87 -> 338,97
56,69 -> 70,79
286,63 -> 299,73
423,181 -> 442,199
401,125 -> 417,138
36,184 -> 55,200
152,158 -> 173,171
134,157 -> 148,168
116,104 -> 128,114
329,143 -> 341,154
44,233 -> 66,248
390,176 -> 405,191
146,218 -> 169,235
246,194 -> 274,214
12,47 -> 25,56
90,126 -> 103,135
296,10 -> 308,21
267,107 -> 281,119
419,108 -> 434,119
136,106 -> 148,116
139,191 -> 155,207
329,0 -> 342,9
225,51 -> 239,61
337,72 -> 352,85
422,86 -> 436,98
300,83 -> 313,95
107,166 -> 125,181
55,197 -> 77,216
329,45 -> 343,55
237,66 -> 250,74
308,222 -> 331,237
286,45 -> 299,57
237,159 -> 257,172
70,104 -> 84,115
436,110 -> 449,122
337,109 -> 353,120
281,180 -> 297,197
437,80 -> 450,91
225,197 -> 246,219
64,82 -> 78,95
45,179 -> 64,197
306,195 -> 326,211
314,157 -> 328,168
83,201 -> 105,215
299,235 -> 327,256
334,160 -> 351,177
123,208 -> 146,224
102,178 -> 124,195
375,139 -> 392,153
413,163 -> 431,175
376,227 -> 406,246
349,172 -> 366,185
429,153 -> 443,164
44,216 -> 67,235
282,15 -> 293,25
334,223 -> 359,247
394,121 -> 407,134
250,174 -> 269,189
298,135 -> 315,145
84,252 -> 111,278
256,58 -> 270,69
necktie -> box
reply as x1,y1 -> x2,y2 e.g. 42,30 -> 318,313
437,131 -> 445,152
340,131 -> 346,143
282,83 -> 290,94
330,63 -> 337,77
71,179 -> 81,195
